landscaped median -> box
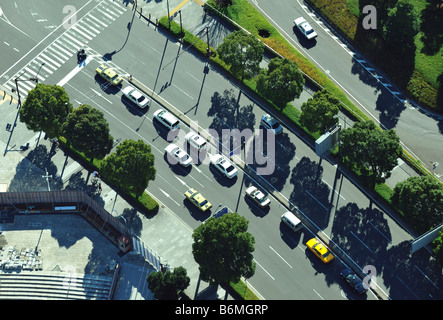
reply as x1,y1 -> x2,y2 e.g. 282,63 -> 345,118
57,135 -> 159,215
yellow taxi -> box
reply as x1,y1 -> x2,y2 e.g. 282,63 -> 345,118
184,188 -> 212,212
306,238 -> 334,263
95,64 -> 123,85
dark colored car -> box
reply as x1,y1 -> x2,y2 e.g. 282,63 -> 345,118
340,268 -> 368,295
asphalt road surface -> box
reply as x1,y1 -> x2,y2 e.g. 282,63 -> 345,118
0,0 -> 441,300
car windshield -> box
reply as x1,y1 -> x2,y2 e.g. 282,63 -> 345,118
111,75 -> 119,80
200,200 -> 208,207
178,153 -> 189,162
137,95 -> 145,102
306,29 -> 314,35
259,196 -> 268,204
322,252 -> 331,259
226,165 -> 235,173
271,122 -> 280,129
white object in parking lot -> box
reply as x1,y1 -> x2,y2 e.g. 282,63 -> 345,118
153,109 -> 181,131
294,17 -> 317,40
210,154 -> 238,179
122,86 -> 149,108
165,144 -> 192,167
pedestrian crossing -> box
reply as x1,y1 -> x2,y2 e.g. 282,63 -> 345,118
2,0 -> 128,100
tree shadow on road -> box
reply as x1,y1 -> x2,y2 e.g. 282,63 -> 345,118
288,156 -> 331,230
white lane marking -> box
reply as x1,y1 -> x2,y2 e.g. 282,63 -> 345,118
57,56 -> 92,87
313,289 -> 324,300
350,231 -> 374,254
159,188 -> 181,206
414,265 -> 440,290
171,83 -> 194,99
269,246 -> 292,269
0,0 -> 94,80
90,87 -> 113,104
253,259 -> 275,280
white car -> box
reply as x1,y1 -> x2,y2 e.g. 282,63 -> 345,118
210,154 -> 238,179
122,86 -> 149,108
294,17 -> 317,40
153,109 -> 180,131
260,113 -> 282,135
165,144 -> 192,167
245,186 -> 270,208
185,131 -> 207,152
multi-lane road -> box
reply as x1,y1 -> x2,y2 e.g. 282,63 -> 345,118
1,0 -> 441,300
249,0 -> 443,179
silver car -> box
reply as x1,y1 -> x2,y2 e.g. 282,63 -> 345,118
122,86 -> 149,108
153,109 -> 181,131
165,144 -> 192,167
260,113 -> 282,135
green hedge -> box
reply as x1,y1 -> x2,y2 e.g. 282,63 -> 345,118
57,136 -> 159,215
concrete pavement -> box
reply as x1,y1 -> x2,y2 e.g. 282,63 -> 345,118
0,84 -> 235,300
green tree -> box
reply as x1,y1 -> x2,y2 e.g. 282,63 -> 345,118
214,0 -> 232,7
62,104 -> 113,160
299,89 -> 339,133
340,120 -> 402,187
19,83 -> 73,138
218,30 -> 264,82
382,0 -> 419,54
391,175 -> 443,230
192,212 -> 255,286
147,266 -> 190,300
100,139 -> 156,197
256,58 -> 305,108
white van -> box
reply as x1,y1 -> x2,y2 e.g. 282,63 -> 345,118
281,212 -> 302,233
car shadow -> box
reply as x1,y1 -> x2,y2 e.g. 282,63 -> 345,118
152,121 -> 180,142
292,26 -> 317,49
183,199 -> 212,222
243,195 -> 270,217
94,74 -> 122,95
208,165 -> 238,187
121,96 -> 149,116
279,223 -> 302,249
163,153 -> 192,176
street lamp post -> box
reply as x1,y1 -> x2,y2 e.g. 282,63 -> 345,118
13,74 -> 38,112
4,74 -> 38,156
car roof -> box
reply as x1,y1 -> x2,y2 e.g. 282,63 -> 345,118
186,131 -> 205,142
262,114 -> 278,124
300,22 -> 313,32
294,17 -> 306,25
165,144 -> 179,152
246,186 -> 257,193
122,86 -> 133,94
160,110 -> 178,122
131,90 -> 143,99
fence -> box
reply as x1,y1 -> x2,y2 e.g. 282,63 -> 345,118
0,191 -> 130,251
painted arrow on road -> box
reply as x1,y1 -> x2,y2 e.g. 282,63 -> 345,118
159,188 -> 180,206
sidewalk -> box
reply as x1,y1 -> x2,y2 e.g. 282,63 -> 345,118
0,85 -> 234,300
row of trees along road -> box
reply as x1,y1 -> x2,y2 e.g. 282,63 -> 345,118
19,83 -> 156,197
217,29 -> 442,260
217,30 -> 403,188
146,212 -> 255,300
